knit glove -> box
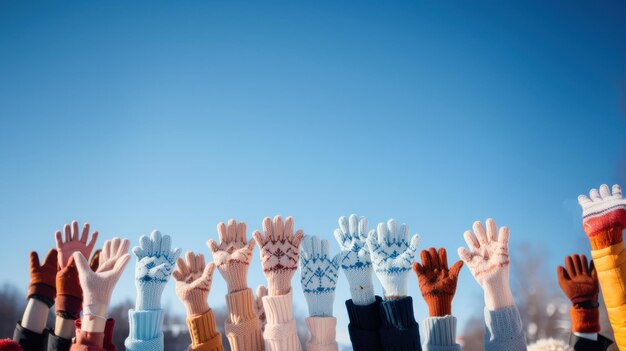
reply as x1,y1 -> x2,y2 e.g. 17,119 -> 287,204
413,247 -> 463,317
132,230 -> 181,310
333,214 -> 376,305
578,184 -> 626,249
207,219 -> 255,293
366,219 -> 420,299
28,249 -> 58,307
458,218 -> 514,310
73,238 -> 131,309
253,215 -> 304,296
256,285 -> 268,330
55,220 -> 99,269
56,251 -> 100,319
173,252 -> 216,316
557,254 -> 600,333
300,235 -> 340,317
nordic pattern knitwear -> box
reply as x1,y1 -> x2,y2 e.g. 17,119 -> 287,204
253,216 -> 304,296
366,219 -> 420,299
208,219 -> 255,294
224,288 -> 263,351
73,238 -> 131,308
187,309 -> 223,351
578,184 -> 626,240
28,249 -> 58,307
132,230 -> 181,311
173,252 -> 215,317
458,219 -> 515,310
334,214 -> 376,306
262,291 -> 302,351
421,316 -> 460,351
124,309 -> 164,351
483,305 -> 527,351
300,235 -> 340,317
306,317 -> 338,351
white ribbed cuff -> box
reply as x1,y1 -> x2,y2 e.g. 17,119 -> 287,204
421,315 -> 457,347
262,291 -> 294,325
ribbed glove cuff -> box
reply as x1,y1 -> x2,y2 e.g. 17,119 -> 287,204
425,294 -> 453,317
220,264 -> 249,294
305,291 -> 335,317
135,281 -> 166,310
263,291 -> 294,325
570,306 -> 600,333
187,309 -> 221,347
306,316 -> 338,351
226,288 -> 257,322
421,315 -> 457,346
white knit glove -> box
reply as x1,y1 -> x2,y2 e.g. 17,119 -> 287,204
334,214 -> 376,305
366,219 -> 420,299
300,235 -> 340,317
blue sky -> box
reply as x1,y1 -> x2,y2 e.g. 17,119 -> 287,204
1,0 -> 625,346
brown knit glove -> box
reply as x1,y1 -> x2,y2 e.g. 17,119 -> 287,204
557,254 -> 600,333
28,249 -> 58,307
413,247 -> 463,317
56,250 -> 100,319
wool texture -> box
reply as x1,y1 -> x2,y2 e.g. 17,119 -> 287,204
262,291 -> 302,351
345,296 -> 383,351
366,219 -> 420,299
300,236 -> 340,317
334,214 -> 376,306
306,317 -> 338,351
421,315 -> 460,351
414,248 -> 463,317
124,309 -> 164,351
483,305 -> 527,351
209,219 -> 255,294
28,249 -> 58,307
578,184 -> 626,240
187,309 -> 224,351
224,288 -> 263,351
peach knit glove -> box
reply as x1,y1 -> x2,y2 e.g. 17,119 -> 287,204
253,215 -> 304,296
458,219 -> 514,310
173,252 -> 216,316
55,221 -> 98,269
207,219 -> 255,293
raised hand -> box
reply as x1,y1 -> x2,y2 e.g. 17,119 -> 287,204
253,215 -> 304,296
300,235 -> 340,317
366,219 -> 420,299
73,238 -> 131,308
55,220 -> 99,268
28,249 -> 58,307
56,251 -> 100,319
255,285 -> 268,330
578,184 -> 626,249
333,214 -> 375,305
132,230 -> 181,310
413,248 -> 463,316
173,252 -> 215,316
457,218 -> 513,310
207,219 -> 255,294
557,254 -> 598,306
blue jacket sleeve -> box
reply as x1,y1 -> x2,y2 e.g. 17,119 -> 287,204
483,306 -> 527,351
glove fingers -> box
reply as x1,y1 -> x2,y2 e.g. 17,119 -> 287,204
580,254 -> 590,276
565,256 -> 576,277
449,260 -> 464,279
428,248 -> 439,270
438,248 -> 448,271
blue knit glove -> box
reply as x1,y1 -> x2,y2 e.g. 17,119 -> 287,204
300,235 -> 340,317
132,230 -> 181,310
366,219 -> 420,299
334,214 -> 376,305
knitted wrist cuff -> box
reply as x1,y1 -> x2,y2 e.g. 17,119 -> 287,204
483,282 -> 514,310
56,295 -> 82,319
425,294 -> 453,317
226,288 -> 257,322
305,291 -> 336,317
263,291 -> 294,325
223,265 -> 249,294
346,296 -> 383,331
267,270 -> 294,296
380,296 -> 417,330
128,309 -> 164,341
589,224 -> 624,250
183,292 -> 209,317
421,315 -> 457,346
225,316 -> 262,351
381,276 -> 408,299
570,306 -> 600,333
306,317 -> 337,346
187,309 -> 220,346
27,285 -> 56,308
135,282 -> 165,310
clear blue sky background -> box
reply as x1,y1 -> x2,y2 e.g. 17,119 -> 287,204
1,0 -> 625,346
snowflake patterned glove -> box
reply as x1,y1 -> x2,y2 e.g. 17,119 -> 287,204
578,184 -> 626,250
207,219 -> 255,293
173,252 -> 216,316
300,235 -> 340,317
253,215 -> 304,296
55,221 -> 99,269
132,230 -> 181,310
366,219 -> 420,299
457,218 -> 513,310
334,214 -> 375,305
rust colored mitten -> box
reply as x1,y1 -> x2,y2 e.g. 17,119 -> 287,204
56,251 -> 100,319
578,184 -> 626,250
557,254 -> 600,333
413,247 -> 463,317
28,249 -> 58,307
